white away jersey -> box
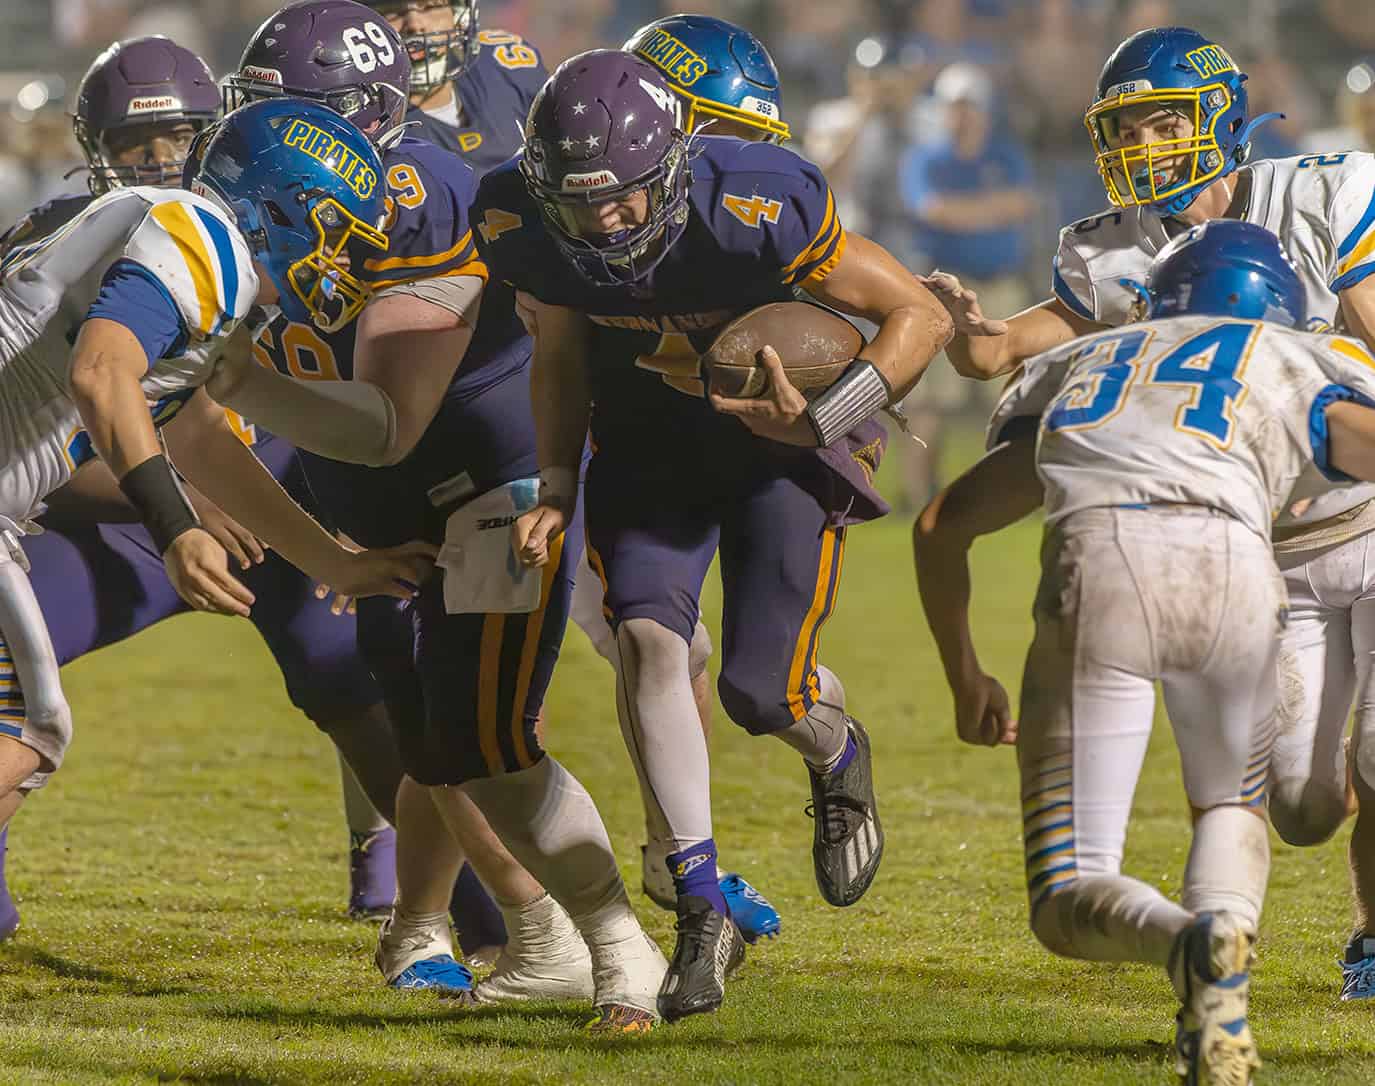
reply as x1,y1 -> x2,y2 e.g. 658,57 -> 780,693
988,315 -> 1375,541
0,186 -> 256,522
1051,151 -> 1375,523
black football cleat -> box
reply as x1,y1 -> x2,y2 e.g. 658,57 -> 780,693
656,895 -> 745,1023
806,717 -> 884,907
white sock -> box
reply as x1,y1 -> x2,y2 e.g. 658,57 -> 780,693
1033,874 -> 1194,968
461,757 -> 635,946
340,752 -> 389,837
773,666 -> 848,769
614,618 -> 714,849
1182,805 -> 1269,932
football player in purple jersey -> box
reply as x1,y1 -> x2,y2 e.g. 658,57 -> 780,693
216,0 -> 668,1029
0,36 -> 426,936
474,51 -> 953,1021
363,1 -> 783,939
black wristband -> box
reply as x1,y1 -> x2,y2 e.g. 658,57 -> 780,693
118,454 -> 200,554
805,359 -> 893,447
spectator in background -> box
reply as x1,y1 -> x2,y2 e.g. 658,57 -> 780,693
894,62 -> 1035,506
804,38 -> 922,250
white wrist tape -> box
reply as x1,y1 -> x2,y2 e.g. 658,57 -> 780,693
213,363 -> 400,467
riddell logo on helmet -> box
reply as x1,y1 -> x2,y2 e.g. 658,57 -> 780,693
241,65 -> 283,85
128,96 -> 182,114
562,170 -> 619,191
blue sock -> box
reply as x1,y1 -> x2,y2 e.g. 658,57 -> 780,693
0,825 -> 7,881
667,839 -> 727,916
830,734 -> 857,775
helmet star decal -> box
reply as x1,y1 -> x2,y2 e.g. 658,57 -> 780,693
560,137 -> 576,151
586,135 -> 601,148
572,101 -> 587,114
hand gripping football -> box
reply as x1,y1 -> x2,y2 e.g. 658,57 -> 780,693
703,301 -> 866,399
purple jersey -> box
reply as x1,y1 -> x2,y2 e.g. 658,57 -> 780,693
473,136 -> 847,452
405,29 -> 547,177
253,135 -> 484,384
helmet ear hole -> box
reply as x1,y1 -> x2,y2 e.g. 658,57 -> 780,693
263,200 -> 294,228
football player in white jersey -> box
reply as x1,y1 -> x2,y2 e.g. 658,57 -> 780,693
917,219 -> 1375,1085
925,24 -> 1375,1001
0,98 -> 433,845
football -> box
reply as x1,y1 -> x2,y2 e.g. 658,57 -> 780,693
702,301 -> 865,398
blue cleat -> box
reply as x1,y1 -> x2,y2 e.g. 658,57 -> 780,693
390,955 -> 474,994
1340,934 -> 1375,1001
719,873 -> 780,944
376,912 -> 474,997
0,827 -> 16,941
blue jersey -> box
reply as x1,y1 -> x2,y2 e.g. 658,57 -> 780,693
473,136 -> 848,457
405,29 -> 547,177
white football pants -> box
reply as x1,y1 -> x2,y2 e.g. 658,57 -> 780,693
1271,530 -> 1375,845
1019,508 -> 1281,962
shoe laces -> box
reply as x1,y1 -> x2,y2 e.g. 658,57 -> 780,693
804,790 -> 869,847
1341,953 -> 1375,995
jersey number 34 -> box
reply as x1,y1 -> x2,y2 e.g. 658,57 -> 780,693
1044,321 -> 1259,448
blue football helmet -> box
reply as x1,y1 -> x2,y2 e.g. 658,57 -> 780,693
1085,27 -> 1276,216
625,14 -> 788,143
189,99 -> 388,332
1136,219 -> 1306,328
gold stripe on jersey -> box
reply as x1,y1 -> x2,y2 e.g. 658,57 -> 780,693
150,202 -> 219,337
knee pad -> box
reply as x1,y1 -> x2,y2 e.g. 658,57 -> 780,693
1267,776 -> 1347,846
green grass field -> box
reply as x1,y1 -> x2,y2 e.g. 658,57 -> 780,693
1,438 -> 1374,1085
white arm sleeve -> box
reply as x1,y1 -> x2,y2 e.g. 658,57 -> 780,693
210,364 -> 400,467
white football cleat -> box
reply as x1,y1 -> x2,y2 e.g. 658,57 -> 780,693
375,910 -> 474,995
1170,911 -> 1261,1086
473,893 -> 595,1004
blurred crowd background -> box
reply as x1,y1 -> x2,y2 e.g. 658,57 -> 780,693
2,0 -> 1375,500
4,0 -> 1375,301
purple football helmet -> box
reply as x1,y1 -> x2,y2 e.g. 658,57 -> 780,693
522,50 -> 690,286
359,0 -> 480,94
224,0 -> 410,145
74,36 -> 219,194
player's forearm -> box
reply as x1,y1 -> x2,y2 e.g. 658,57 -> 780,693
42,462 -> 140,523
68,319 -> 163,479
913,437 -> 1043,685
860,301 -> 955,401
530,342 -> 591,475
913,517 -> 983,689
166,414 -> 350,583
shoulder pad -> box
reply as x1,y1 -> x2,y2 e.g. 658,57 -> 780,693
124,192 -> 257,339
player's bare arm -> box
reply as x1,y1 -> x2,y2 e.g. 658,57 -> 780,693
44,456 -> 266,571
913,432 -> 1042,746
512,293 -> 592,569
350,286 -> 482,461
711,232 -> 954,444
1324,400 -> 1375,482
924,286 -> 1101,380
208,298 -> 471,470
164,389 -> 436,603
67,317 -> 255,617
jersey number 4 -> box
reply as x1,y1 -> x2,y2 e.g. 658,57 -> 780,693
1044,321 -> 1259,447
